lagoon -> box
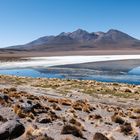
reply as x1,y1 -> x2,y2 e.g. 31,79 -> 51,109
0,55 -> 140,85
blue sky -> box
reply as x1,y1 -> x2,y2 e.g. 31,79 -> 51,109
0,0 -> 140,47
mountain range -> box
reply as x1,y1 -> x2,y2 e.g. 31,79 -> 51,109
4,29 -> 140,51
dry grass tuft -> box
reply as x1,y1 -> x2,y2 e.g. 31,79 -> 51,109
61,124 -> 84,138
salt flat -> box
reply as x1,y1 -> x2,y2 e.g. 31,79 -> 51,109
0,55 -> 140,69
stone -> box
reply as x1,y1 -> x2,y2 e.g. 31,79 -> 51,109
93,133 -> 109,140
61,124 -> 83,138
38,116 -> 52,123
120,122 -> 133,135
0,120 -> 25,139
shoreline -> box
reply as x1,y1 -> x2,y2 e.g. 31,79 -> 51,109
0,74 -> 140,99
52,59 -> 140,73
0,75 -> 140,139
0,57 -> 140,85
0,55 -> 140,69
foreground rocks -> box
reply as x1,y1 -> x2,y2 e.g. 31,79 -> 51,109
61,124 -> 84,138
0,120 -> 25,139
93,133 -> 109,140
0,75 -> 140,139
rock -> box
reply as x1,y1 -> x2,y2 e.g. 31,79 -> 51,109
0,120 -> 25,139
135,119 -> 140,127
61,124 -> 84,138
134,135 -> 139,140
93,133 -> 109,140
0,115 -> 7,122
9,87 -> 17,92
48,110 -> 59,121
36,134 -> 54,140
133,108 -> 140,113
48,97 -> 59,103
124,88 -> 132,93
26,133 -> 54,140
111,114 -> 125,124
50,103 -> 62,111
59,98 -> 72,106
38,116 -> 52,123
27,100 -> 32,105
13,103 -> 35,119
13,104 -> 26,118
32,102 -> 43,109
89,114 -> 102,120
120,122 -> 133,135
72,101 -> 83,111
72,99 -> 91,112
21,102 -> 34,113
69,118 -> 85,130
25,125 -> 54,140
0,93 -> 10,104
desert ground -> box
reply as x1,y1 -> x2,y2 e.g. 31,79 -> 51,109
1,50 -> 140,58
0,75 -> 140,140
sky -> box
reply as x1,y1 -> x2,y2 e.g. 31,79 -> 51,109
0,0 -> 140,48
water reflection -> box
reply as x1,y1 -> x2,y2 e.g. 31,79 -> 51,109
128,66 -> 140,75
0,67 -> 140,85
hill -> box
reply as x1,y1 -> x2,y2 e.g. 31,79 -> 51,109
4,29 -> 140,52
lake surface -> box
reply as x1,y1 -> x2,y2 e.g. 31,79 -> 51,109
0,67 -> 140,85
0,55 -> 140,85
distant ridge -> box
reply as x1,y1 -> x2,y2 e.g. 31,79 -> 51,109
4,29 -> 140,51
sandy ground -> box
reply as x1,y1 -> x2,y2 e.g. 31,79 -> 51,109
1,50 -> 140,58
0,75 -> 140,140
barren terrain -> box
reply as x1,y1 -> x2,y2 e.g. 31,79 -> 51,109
1,50 -> 140,58
0,75 -> 140,140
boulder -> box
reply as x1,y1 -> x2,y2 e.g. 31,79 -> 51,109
0,120 -> 25,139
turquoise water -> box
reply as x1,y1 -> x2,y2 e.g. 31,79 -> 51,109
0,69 -> 64,79
0,67 -> 140,85
128,66 -> 140,75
